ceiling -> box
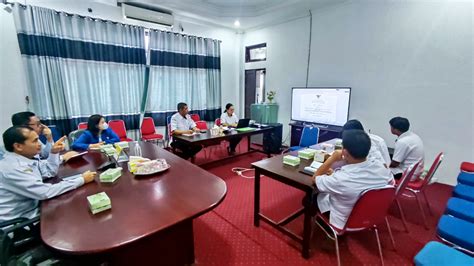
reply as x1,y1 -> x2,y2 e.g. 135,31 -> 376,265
117,0 -> 348,31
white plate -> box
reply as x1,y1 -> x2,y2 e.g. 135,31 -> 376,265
134,164 -> 170,176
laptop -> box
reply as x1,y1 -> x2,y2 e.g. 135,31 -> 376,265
236,118 -> 250,128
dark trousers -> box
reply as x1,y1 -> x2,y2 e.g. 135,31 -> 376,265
228,136 -> 242,152
394,173 -> 403,180
171,141 -> 202,160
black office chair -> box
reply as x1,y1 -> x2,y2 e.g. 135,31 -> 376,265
0,216 -> 54,265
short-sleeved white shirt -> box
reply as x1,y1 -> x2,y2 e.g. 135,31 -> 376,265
390,131 -> 424,178
315,158 -> 394,230
220,112 -> 239,126
170,113 -> 196,132
368,133 -> 391,166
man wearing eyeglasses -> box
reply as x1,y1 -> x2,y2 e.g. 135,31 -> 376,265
11,112 -> 54,159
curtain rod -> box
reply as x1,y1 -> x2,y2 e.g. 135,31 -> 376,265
7,2 -> 222,43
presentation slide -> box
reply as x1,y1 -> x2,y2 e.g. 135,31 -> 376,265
291,88 -> 351,126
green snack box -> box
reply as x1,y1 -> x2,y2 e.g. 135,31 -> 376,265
87,192 -> 111,215
114,141 -> 129,149
101,146 -> 117,156
99,167 -> 122,183
298,148 -> 317,160
283,155 -> 300,166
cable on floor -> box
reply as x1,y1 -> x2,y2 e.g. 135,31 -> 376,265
231,167 -> 255,179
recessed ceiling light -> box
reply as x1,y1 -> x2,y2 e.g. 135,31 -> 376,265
234,20 -> 240,27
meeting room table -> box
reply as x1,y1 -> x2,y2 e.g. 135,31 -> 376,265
41,141 -> 227,265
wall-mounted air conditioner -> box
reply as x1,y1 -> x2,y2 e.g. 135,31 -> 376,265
121,3 -> 174,26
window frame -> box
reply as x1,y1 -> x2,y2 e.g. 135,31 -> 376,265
245,43 -> 267,63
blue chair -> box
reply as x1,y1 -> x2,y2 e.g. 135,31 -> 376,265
437,215 -> 474,253
445,197 -> 474,223
414,241 -> 474,266
289,126 -> 319,151
39,125 -> 62,144
458,172 -> 474,187
453,184 -> 474,202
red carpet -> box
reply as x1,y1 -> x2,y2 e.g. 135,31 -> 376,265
189,140 -> 453,265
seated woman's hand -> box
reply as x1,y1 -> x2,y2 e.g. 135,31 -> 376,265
88,142 -> 104,149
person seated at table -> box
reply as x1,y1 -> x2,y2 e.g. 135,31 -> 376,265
388,116 -> 424,180
220,103 -> 241,155
0,126 -> 96,223
71,114 -> 120,151
310,130 -> 393,230
11,111 -> 79,161
170,102 -> 202,160
342,119 -> 391,167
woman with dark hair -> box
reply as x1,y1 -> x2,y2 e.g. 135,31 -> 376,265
71,114 -> 120,150
220,103 -> 241,155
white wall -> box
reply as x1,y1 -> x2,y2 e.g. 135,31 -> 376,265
0,6 -> 29,145
243,1 -> 473,185
0,0 -> 240,138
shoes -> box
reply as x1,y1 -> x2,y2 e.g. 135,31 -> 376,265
227,147 -> 236,156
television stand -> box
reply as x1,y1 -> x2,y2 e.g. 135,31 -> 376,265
289,122 -> 343,146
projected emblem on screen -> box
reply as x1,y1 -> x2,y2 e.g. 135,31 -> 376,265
292,88 -> 351,126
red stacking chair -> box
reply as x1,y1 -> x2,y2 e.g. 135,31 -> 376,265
461,162 -> 474,173
393,161 -> 421,232
77,122 -> 87,130
195,120 -> 208,130
190,114 -> 200,122
140,117 -> 164,146
399,152 -> 444,229
108,120 -> 133,142
315,186 -> 396,266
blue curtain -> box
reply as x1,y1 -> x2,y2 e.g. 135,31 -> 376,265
12,4 -> 146,136
145,30 -> 222,126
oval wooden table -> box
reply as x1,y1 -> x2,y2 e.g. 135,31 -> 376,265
41,142 -> 227,265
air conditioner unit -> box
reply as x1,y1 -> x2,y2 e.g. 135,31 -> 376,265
121,3 -> 174,26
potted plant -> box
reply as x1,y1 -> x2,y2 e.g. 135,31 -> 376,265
266,90 -> 276,104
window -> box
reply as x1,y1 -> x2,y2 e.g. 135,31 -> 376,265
245,43 -> 266,62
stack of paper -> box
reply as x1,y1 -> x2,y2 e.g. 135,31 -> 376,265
99,167 -> 122,183
283,155 -> 300,166
87,192 -> 111,214
303,161 -> 323,175
298,149 -> 317,160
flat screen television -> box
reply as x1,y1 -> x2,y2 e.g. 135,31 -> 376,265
291,87 -> 351,127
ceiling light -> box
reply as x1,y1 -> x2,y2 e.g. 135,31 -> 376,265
234,20 -> 240,27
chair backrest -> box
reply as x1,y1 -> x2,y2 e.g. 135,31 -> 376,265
215,118 -> 222,126
195,120 -> 208,130
141,117 -> 156,135
190,114 -> 200,122
299,126 -> 320,147
419,152 -> 444,188
78,122 -> 88,130
68,129 -> 85,144
108,120 -> 128,139
344,186 -> 396,231
396,161 -> 421,196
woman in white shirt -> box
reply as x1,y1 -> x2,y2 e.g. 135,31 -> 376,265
220,103 -> 241,154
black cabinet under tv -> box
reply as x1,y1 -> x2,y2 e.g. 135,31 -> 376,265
289,122 -> 343,147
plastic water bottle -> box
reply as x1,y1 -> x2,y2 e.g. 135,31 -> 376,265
134,141 -> 142,157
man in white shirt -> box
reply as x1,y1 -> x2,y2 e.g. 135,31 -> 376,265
170,102 -> 202,160
342,119 -> 391,167
389,117 -> 424,180
311,130 -> 393,230
0,126 -> 96,223
11,111 -> 77,161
